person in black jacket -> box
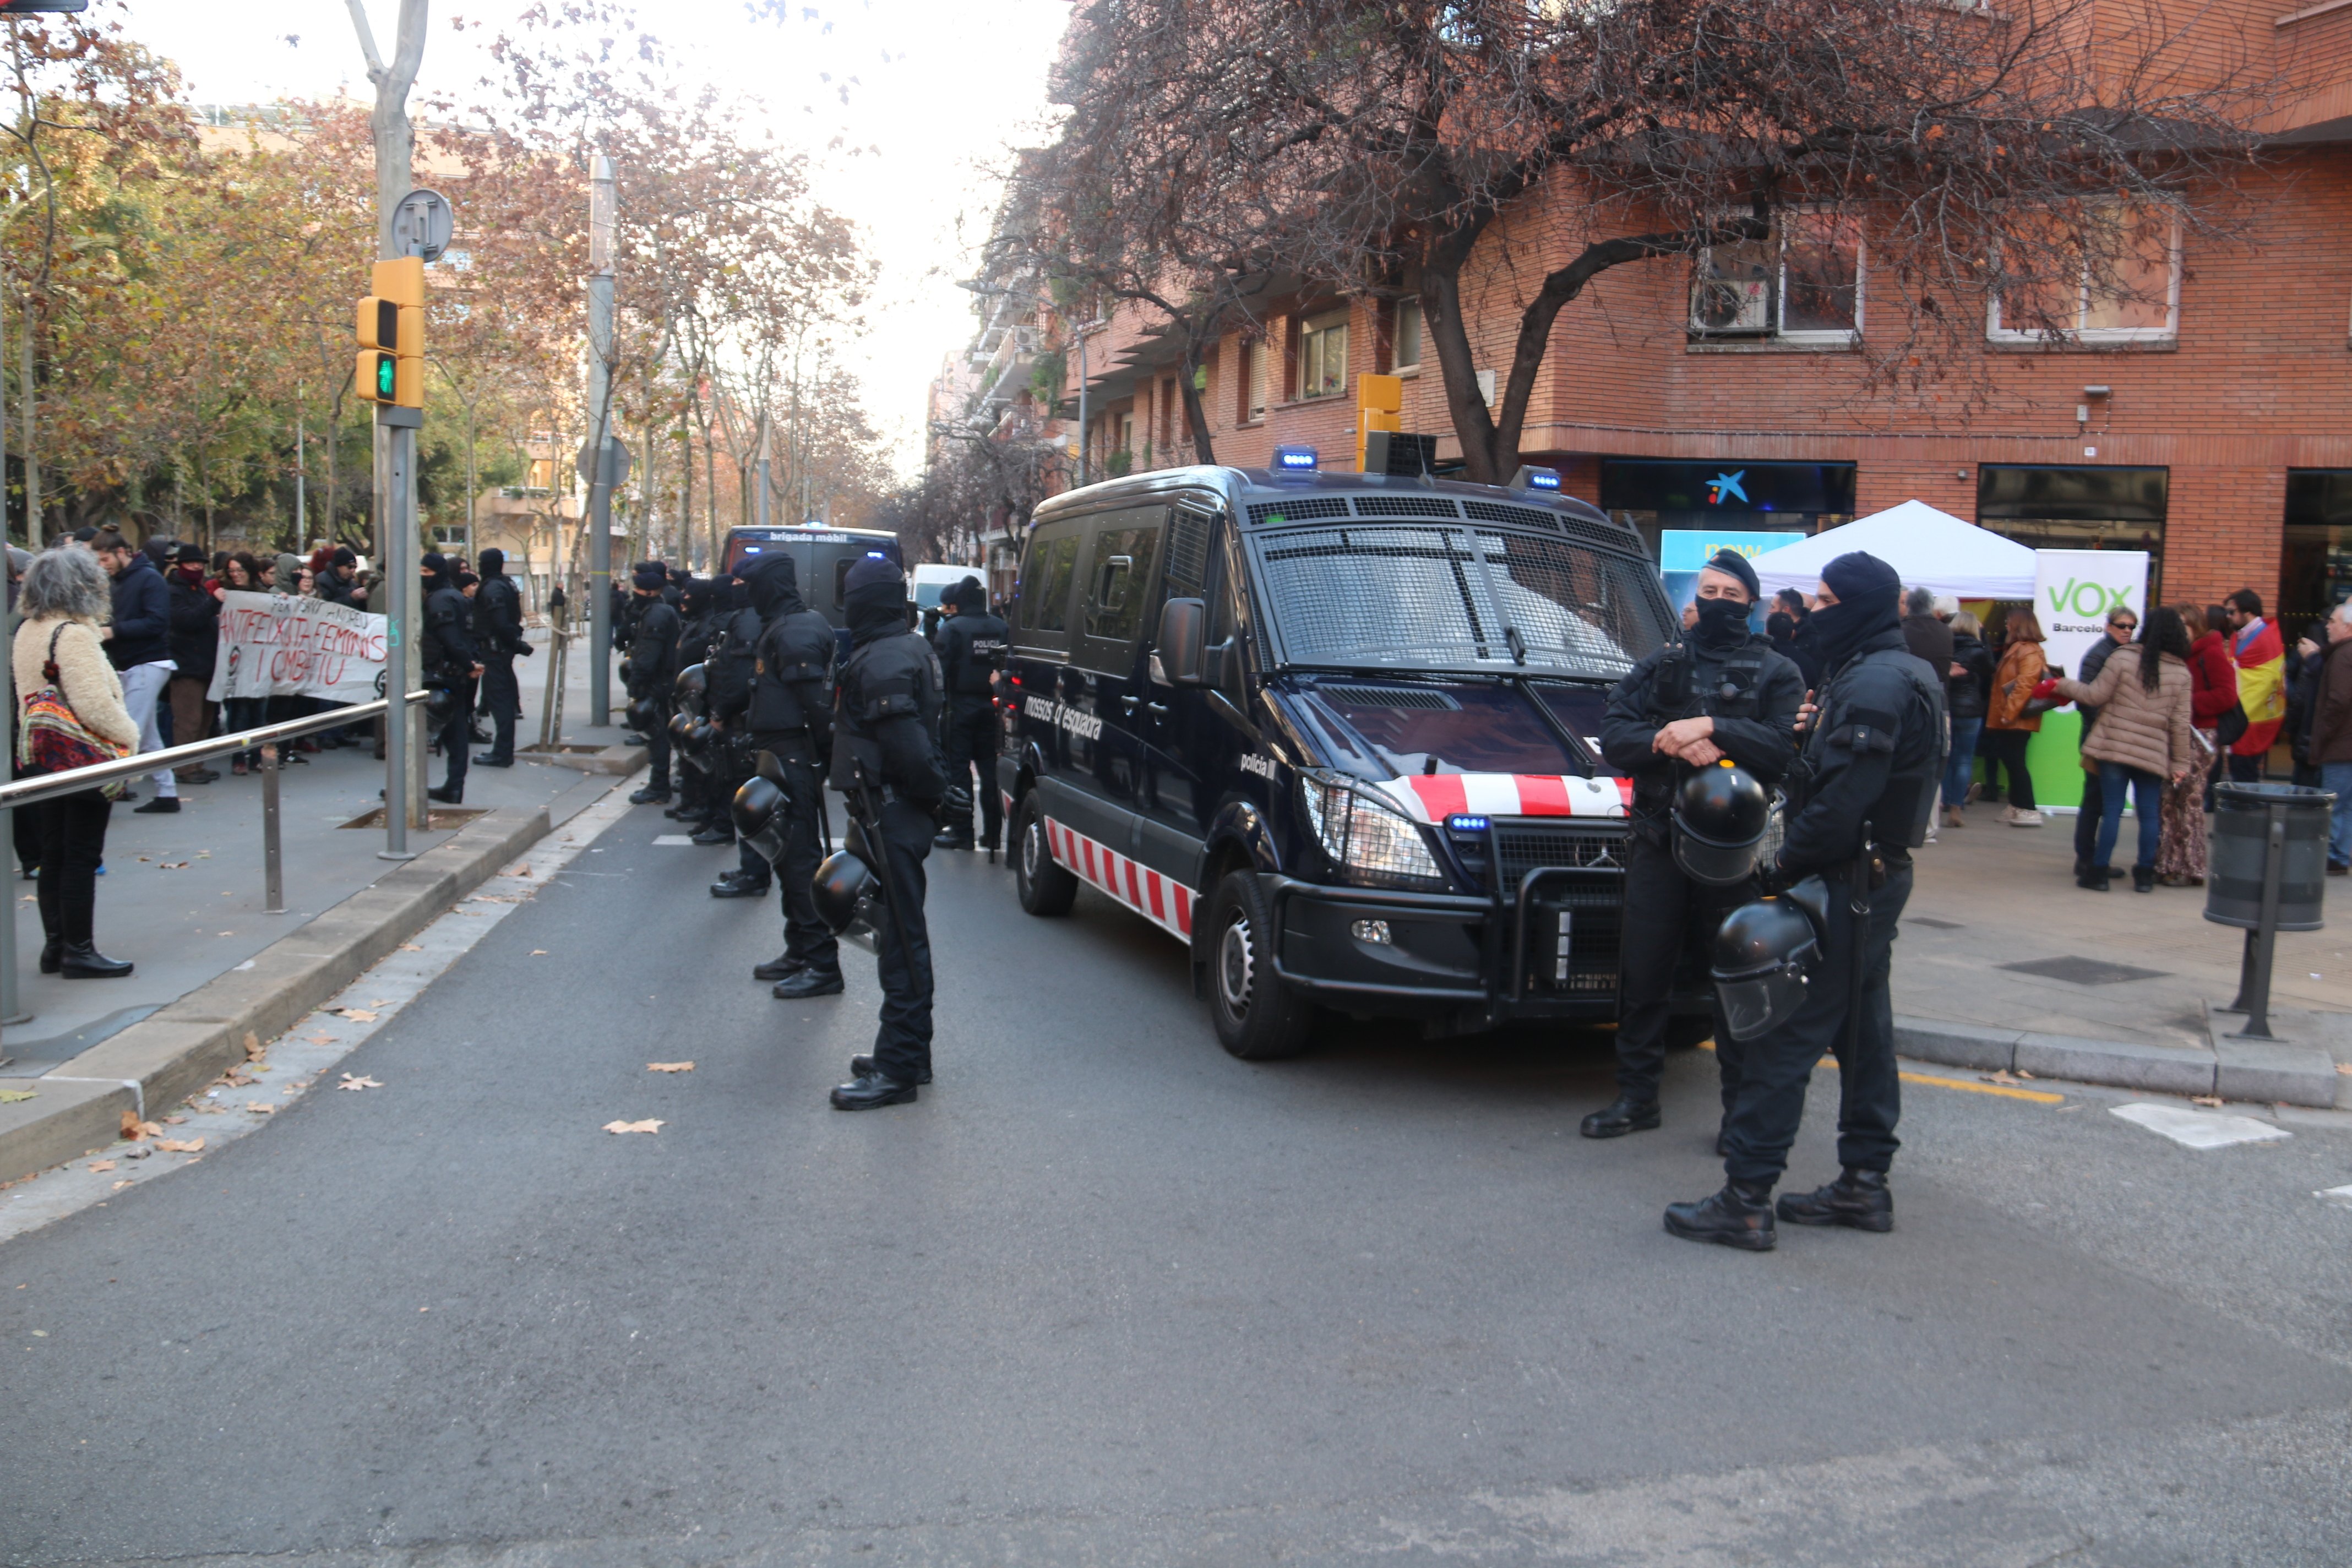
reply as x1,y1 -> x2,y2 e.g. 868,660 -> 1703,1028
93,530 -> 181,814
470,548 -> 532,767
1943,612 -> 1995,827
728,553 -> 843,995
1592,549 -> 1804,1144
691,575 -> 763,852
665,576 -> 722,831
828,554 -> 949,1109
420,553 -> 483,803
932,576 -> 1008,852
164,545 -> 222,787
625,564 -> 683,805
315,546 -> 362,607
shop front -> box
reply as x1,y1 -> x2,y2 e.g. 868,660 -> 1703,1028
1977,464 -> 2169,603
2282,469 -> 2352,638
1599,459 -> 1855,562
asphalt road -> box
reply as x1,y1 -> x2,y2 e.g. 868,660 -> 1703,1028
5,802 -> 2352,1567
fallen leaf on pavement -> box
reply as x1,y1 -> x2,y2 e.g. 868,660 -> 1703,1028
86,1160 -> 114,1173
603,1119 -> 663,1134
121,1113 -> 160,1140
110,1180 -> 130,1190
162,1114 -> 186,1124
336,1009 -> 379,1023
338,1075 -> 384,1091
222,1071 -> 255,1087
242,1032 -> 264,1060
530,950 -> 548,956
1980,1071 -> 2022,1086
153,1138 -> 204,1153
398,943 -> 423,952
512,864 -> 531,877
244,1102 -> 276,1115
2015,1069 -> 2036,1079
647,1061 -> 694,1073
2192,1095 -> 2225,1107
306,1034 -> 336,1045
160,861 -> 189,870
0,1089 -> 33,1104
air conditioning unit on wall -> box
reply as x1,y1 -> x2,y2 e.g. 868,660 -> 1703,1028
1690,277 -> 1773,336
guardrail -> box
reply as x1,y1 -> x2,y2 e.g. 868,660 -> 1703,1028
0,691 -> 428,918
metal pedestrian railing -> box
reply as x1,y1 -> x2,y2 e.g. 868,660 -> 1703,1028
0,692 -> 427,1025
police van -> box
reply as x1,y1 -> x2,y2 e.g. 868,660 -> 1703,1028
723,523 -> 905,650
998,451 -> 1690,1059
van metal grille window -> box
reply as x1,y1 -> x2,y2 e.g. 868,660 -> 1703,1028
1491,824 -> 1624,888
1352,496 -> 1462,519
1460,501 -> 1555,530
1248,498 -> 1352,526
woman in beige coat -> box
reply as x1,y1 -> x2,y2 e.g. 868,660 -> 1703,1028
2051,605 -> 2196,894
14,545 -> 140,976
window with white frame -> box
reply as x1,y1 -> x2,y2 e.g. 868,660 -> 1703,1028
1688,211 -> 1862,342
1244,337 -> 1268,422
1988,203 -> 2180,344
1299,308 -> 1349,399
1393,297 -> 1423,371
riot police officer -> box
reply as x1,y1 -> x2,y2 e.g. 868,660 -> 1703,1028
1589,549 -> 1803,1141
470,548 -> 531,768
729,553 -> 844,999
1665,549 -> 1943,1251
666,576 -> 722,829
420,553 -> 482,804
696,575 -> 765,855
625,565 -> 684,806
932,576 -> 1008,852
827,553 -> 949,1110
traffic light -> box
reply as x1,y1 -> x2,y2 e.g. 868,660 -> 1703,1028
355,257 -> 424,409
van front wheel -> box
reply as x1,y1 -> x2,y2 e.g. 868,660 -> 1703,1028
1205,869 -> 1313,1060
1013,793 -> 1077,917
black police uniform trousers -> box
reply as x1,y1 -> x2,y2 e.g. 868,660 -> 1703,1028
640,692 -> 673,793
1615,830 -> 1750,1113
868,796 -> 936,1081
752,730 -> 837,972
940,695 -> 1001,844
436,679 -> 473,796
1721,858 -> 1912,1187
479,652 -> 519,765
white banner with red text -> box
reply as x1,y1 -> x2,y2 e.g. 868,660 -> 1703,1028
203,591 -> 389,705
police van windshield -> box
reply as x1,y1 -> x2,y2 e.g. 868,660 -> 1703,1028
1246,522 -> 1672,679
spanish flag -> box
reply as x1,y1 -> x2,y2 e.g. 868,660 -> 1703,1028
2231,616 -> 2286,758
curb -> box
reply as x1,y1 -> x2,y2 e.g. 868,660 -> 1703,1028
0,804 -> 563,1183
1893,1015 -> 2342,1107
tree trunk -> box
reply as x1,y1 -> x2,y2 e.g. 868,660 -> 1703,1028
1177,329 -> 1217,465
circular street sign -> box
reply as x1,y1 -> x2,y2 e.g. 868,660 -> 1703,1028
394,188 -> 455,263
575,437 -> 634,488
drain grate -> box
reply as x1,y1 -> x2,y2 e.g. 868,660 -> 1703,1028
1998,955 -> 2166,987
338,806 -> 488,831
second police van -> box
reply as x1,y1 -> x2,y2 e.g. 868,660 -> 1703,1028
723,521 -> 905,653
997,450 -> 1701,1059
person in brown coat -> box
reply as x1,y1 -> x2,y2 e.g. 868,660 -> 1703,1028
2306,601 -> 2352,873
2051,606 -> 2196,892
1983,606 -> 2048,825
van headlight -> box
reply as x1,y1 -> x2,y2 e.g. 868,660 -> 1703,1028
1298,769 -> 1447,891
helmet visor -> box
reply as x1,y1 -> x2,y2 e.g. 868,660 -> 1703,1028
1674,830 -> 1761,888
1715,966 -> 1809,1042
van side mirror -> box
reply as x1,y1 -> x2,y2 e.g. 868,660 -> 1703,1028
1157,597 -> 1207,685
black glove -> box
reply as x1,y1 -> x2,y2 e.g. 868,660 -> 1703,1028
516,642 -> 536,657
935,783 -> 973,828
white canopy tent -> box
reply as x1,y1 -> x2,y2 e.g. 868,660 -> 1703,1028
1748,499 -> 2038,601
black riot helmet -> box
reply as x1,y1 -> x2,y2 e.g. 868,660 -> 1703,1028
424,685 -> 457,723
1711,889 -> 1824,1041
684,716 -> 716,756
1672,761 -> 1772,886
674,662 -> 707,716
667,709 -> 696,744
731,774 -> 790,865
626,696 -> 661,736
812,847 -> 885,937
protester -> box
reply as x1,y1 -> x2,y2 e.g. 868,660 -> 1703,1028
90,530 -> 180,815
2224,590 -> 2284,783
2287,623 -> 2327,790
215,554 -> 269,774
14,546 -> 138,977
2067,602 -> 2137,876
1981,606 -> 2048,825
1942,610 -> 1993,827
2306,602 -> 2352,874
162,543 -> 221,787
316,546 -> 362,607
2050,606 -> 2196,892
2154,602 -> 2237,885
1771,587 -> 1823,688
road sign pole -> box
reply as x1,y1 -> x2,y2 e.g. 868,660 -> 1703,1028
586,155 -> 617,729
378,407 -> 420,859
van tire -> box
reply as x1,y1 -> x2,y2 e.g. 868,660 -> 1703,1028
1013,793 -> 1077,917
1205,869 -> 1313,1060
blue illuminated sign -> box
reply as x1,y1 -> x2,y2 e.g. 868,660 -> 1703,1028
1273,445 -> 1319,472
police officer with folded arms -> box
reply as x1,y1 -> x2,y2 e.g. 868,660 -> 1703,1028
1666,549 -> 1943,1250
932,575 -> 1009,853
1587,548 -> 1803,1144
730,553 -> 846,999
826,554 -> 949,1109
470,548 -> 532,769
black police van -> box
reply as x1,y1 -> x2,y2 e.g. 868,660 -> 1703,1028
723,523 -> 904,651
998,454 -> 1689,1059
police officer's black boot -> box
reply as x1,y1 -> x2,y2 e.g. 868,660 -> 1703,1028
1774,1167 -> 1894,1232
710,868 -> 770,899
773,966 -> 844,999
932,826 -> 974,852
851,1052 -> 932,1086
830,1070 -> 917,1110
752,952 -> 806,982
689,820 -> 734,847
1579,1096 -> 1662,1139
1663,1180 -> 1777,1251
629,783 -> 671,805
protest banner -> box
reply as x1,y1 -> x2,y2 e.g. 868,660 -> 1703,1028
204,591 -> 389,705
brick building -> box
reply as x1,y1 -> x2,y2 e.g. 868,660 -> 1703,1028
1044,19 -> 2352,633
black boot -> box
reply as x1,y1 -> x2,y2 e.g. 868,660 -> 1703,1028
2132,865 -> 2155,894
663,802 -> 698,820
427,784 -> 463,804
752,952 -> 807,982
2076,865 -> 2110,891
1663,1180 -> 1777,1251
830,1071 -> 917,1110
773,967 -> 845,1000
689,823 -> 734,846
629,785 -> 672,805
710,869 -> 770,899
1775,1168 -> 1894,1232
852,1053 -> 933,1086
39,937 -> 61,974
1579,1096 -> 1662,1139
59,942 -> 133,979
932,827 -> 974,851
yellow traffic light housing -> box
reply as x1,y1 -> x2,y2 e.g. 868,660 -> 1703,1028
355,257 -> 427,408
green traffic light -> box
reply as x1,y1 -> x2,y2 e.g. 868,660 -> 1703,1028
375,355 -> 396,399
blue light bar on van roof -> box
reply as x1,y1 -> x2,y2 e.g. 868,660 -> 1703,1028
1273,444 -> 1319,472
1525,467 -> 1561,491
1446,814 -> 1490,832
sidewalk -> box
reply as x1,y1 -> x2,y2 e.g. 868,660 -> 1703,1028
1897,802 -> 2352,1107
0,630 -> 633,1077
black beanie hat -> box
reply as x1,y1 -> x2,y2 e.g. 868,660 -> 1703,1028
1705,548 -> 1760,601
420,552 -> 449,578
952,576 -> 986,613
331,546 -> 358,568
633,564 -> 667,591
843,553 -> 903,595
478,547 -> 505,575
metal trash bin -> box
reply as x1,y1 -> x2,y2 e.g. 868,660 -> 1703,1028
2207,780 -> 2334,1039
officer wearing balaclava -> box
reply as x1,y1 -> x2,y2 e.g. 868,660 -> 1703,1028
1591,548 -> 1804,1145
1665,549 -> 1944,1252
931,575 -> 1009,852
470,548 -> 532,769
827,554 -> 948,1109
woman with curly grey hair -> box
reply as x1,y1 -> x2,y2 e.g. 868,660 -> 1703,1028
14,545 -> 138,977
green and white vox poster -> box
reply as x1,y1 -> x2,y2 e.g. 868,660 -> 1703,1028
2035,549 -> 2148,682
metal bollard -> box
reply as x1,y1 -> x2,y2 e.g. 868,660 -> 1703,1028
260,741 -> 285,915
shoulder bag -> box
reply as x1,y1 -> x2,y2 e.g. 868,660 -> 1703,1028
18,623 -> 132,796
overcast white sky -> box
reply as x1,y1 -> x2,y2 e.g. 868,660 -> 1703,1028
117,0 -> 1074,480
